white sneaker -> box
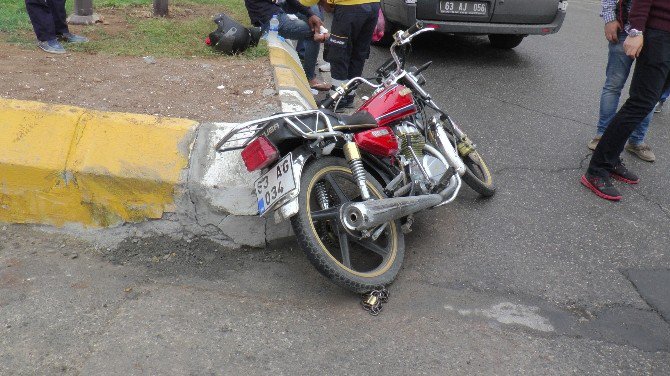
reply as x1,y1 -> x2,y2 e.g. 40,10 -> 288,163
319,62 -> 331,72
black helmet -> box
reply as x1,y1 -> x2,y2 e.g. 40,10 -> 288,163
207,13 -> 259,55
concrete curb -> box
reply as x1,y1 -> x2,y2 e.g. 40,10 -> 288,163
268,36 -> 317,112
0,39 -> 311,248
0,98 -> 197,227
0,98 -> 293,248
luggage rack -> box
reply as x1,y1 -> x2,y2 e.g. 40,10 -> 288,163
215,110 -> 344,152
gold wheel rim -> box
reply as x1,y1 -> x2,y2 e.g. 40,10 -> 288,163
469,151 -> 493,187
306,166 -> 398,278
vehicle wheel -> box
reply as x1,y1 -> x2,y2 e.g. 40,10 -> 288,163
488,34 -> 525,49
291,156 -> 405,293
461,150 -> 496,197
372,15 -> 398,47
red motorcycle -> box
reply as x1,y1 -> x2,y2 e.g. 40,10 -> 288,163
216,22 -> 495,293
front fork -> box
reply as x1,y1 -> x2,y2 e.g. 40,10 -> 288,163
428,116 -> 467,176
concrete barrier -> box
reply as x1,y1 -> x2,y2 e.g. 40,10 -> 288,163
0,98 -> 197,227
0,97 -> 292,248
0,37 -> 314,248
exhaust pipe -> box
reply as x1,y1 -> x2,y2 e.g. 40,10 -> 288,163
342,194 -> 442,231
341,174 -> 460,231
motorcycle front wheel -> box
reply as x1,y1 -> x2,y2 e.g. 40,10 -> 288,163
461,150 -> 496,197
291,157 -> 405,293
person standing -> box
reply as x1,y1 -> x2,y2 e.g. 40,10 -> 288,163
244,0 -> 330,91
25,0 -> 88,54
301,0 -> 380,110
582,0 -> 670,201
589,0 -> 657,162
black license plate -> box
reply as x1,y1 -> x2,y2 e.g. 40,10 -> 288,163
440,1 -> 488,16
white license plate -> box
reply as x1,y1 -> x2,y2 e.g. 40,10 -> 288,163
440,1 -> 488,16
255,153 -> 296,215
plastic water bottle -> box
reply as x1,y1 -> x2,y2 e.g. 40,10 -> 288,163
269,15 -> 279,33
265,14 -> 282,45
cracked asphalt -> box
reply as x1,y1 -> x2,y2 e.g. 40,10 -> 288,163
1,1 -> 669,374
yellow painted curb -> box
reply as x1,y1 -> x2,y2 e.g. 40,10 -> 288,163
268,41 -> 317,109
274,66 -> 317,106
0,98 -> 198,227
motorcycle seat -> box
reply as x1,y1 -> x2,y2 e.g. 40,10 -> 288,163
337,110 -> 378,128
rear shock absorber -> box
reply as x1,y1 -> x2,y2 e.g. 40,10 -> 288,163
315,181 -> 330,209
343,142 -> 371,200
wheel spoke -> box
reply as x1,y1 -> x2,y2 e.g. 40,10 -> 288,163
310,206 -> 339,221
352,238 -> 389,258
325,174 -> 349,203
336,227 -> 352,268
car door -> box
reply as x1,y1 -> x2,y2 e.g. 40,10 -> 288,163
416,0 -> 497,23
490,0 -> 560,24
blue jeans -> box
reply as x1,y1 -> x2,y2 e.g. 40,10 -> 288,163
263,13 -> 319,81
598,34 -> 654,145
661,87 -> 670,103
296,6 -> 322,61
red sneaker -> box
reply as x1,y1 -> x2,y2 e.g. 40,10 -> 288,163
581,174 -> 622,201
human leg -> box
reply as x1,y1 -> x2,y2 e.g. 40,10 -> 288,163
347,3 -> 379,79
588,29 -> 670,179
277,13 -> 319,81
625,106 -> 657,163
655,84 -> 670,112
661,83 -> 670,103
327,5 -> 355,88
25,0 -> 56,41
596,36 -> 634,136
48,0 -> 69,36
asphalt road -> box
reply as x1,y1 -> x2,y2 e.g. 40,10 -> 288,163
2,0 -> 670,374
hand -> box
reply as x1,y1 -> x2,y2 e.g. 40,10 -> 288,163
624,34 -> 644,58
604,21 -> 621,43
308,15 -> 323,33
314,32 -> 330,42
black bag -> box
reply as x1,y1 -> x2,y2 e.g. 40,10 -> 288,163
207,13 -> 262,55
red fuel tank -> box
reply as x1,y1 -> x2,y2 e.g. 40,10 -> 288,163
358,84 -> 417,127
354,126 -> 398,157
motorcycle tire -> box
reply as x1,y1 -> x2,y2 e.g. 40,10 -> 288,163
291,157 -> 405,293
461,150 -> 496,197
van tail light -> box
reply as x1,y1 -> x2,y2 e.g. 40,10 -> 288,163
241,136 -> 279,172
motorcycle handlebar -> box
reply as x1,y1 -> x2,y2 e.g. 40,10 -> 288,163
320,95 -> 336,109
402,21 -> 424,40
319,80 -> 366,109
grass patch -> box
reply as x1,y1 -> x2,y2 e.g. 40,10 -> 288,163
0,0 -> 266,58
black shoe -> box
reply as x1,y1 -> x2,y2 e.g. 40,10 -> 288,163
610,161 -> 639,184
581,173 -> 622,201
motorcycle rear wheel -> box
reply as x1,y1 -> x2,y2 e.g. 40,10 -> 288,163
291,157 -> 405,293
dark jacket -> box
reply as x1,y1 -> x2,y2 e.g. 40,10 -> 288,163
244,0 -> 314,27
629,0 -> 670,32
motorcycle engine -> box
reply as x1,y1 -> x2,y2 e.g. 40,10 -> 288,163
395,123 -> 424,160
394,122 -> 449,192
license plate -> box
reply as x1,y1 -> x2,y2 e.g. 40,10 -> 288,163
255,153 -> 296,215
440,1 -> 488,16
